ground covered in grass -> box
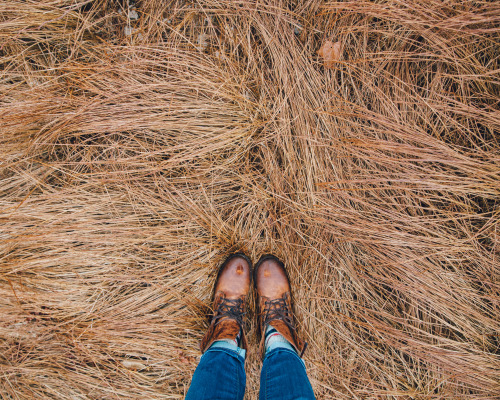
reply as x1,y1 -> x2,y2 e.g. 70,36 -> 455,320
1,1 -> 499,399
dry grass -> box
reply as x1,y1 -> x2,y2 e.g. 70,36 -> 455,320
1,0 -> 499,399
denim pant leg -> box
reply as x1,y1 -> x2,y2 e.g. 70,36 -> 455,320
186,346 -> 246,400
259,348 -> 315,400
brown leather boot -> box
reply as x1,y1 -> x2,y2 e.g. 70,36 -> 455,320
254,255 -> 307,358
200,253 -> 252,353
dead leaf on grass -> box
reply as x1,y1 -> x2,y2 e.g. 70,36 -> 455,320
121,360 -> 146,370
317,40 -> 341,68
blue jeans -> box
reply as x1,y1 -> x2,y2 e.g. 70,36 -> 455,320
186,345 -> 315,400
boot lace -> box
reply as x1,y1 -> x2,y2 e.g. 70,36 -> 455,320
212,295 -> 245,327
262,292 -> 295,331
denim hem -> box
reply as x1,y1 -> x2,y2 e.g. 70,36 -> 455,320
264,346 -> 306,368
208,340 -> 247,359
202,345 -> 246,364
265,337 -> 296,354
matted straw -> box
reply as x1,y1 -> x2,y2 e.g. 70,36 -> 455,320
1,0 -> 499,398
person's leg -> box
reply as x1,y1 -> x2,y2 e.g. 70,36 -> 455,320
254,255 -> 315,400
186,343 -> 246,400
260,347 -> 315,400
186,253 -> 252,400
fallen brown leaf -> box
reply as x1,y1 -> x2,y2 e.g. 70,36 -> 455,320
317,40 -> 341,68
121,360 -> 146,370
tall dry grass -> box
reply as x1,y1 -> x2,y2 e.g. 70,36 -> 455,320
1,0 -> 499,399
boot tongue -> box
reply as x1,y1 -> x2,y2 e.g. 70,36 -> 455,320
200,317 -> 242,353
213,318 -> 241,340
268,320 -> 299,353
